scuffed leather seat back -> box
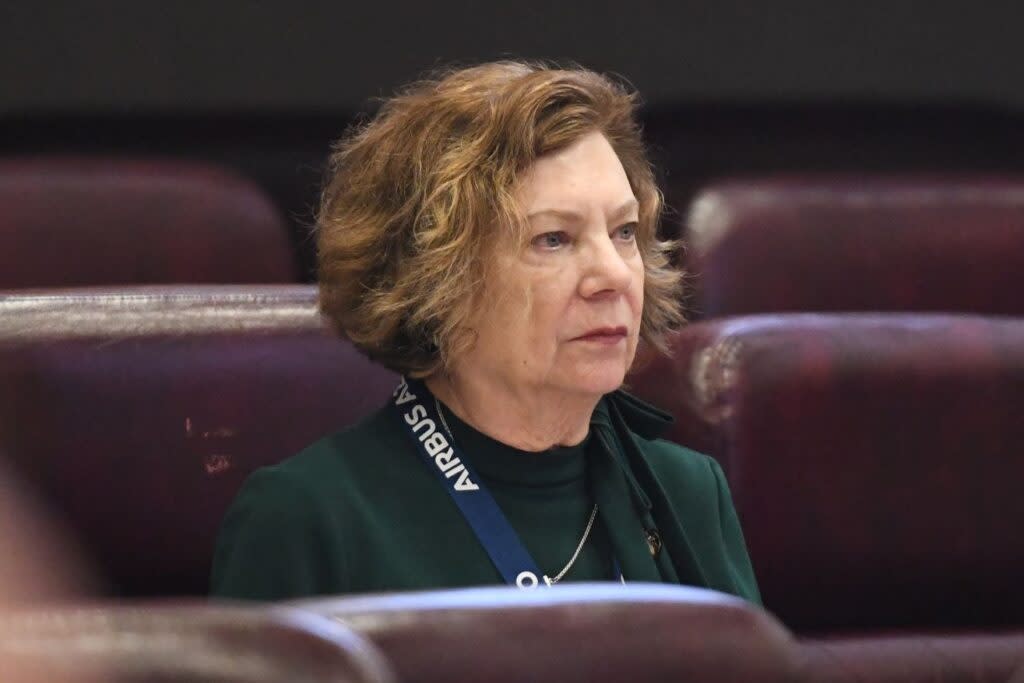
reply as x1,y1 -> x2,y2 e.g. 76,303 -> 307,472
0,603 -> 393,683
657,313 -> 1024,632
0,285 -> 397,596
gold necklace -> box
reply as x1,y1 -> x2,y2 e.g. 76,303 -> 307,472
435,397 -> 599,585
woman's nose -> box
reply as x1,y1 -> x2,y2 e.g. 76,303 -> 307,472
579,232 -> 634,298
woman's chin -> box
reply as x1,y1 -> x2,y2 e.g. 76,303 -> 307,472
561,364 -> 630,397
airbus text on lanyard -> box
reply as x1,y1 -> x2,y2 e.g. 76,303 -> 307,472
393,377 -> 623,589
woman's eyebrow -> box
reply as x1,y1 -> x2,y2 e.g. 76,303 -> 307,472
611,197 -> 640,220
527,198 -> 639,222
526,207 -> 586,222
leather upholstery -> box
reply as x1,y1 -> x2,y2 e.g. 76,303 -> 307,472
0,158 -> 297,288
296,583 -> 799,683
631,313 -> 1024,633
627,333 -> 730,461
0,603 -> 392,683
296,582 -> 1024,683
0,285 -> 398,596
685,177 -> 1024,317
796,633 -> 1024,683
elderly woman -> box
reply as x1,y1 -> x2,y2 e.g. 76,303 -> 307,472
211,61 -> 759,602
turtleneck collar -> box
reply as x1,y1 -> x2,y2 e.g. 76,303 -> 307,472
435,398 -> 590,488
428,384 -> 674,487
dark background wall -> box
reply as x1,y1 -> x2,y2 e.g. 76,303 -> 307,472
3,1 -> 1023,113
4,1 -> 1024,281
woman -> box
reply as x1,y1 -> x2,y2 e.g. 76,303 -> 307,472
211,61 -> 759,602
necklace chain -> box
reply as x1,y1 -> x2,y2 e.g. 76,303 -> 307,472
435,397 -> 598,585
547,502 -> 599,584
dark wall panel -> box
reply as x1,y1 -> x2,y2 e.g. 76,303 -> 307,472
2,1 -> 1023,112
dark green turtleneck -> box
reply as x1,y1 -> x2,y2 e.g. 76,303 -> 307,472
210,390 -> 760,603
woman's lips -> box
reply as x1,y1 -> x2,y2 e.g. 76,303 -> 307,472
572,326 -> 628,344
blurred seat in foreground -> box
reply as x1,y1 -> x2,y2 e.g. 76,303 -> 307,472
0,603 -> 392,683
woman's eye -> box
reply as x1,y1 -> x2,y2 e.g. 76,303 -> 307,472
616,222 -> 638,241
532,231 -> 569,250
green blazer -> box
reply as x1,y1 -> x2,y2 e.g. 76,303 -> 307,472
210,390 -> 760,603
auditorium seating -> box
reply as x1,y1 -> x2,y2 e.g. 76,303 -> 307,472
0,603 -> 392,683
298,583 -> 800,683
683,176 -> 1024,318
0,158 -> 299,288
630,313 -> 1024,635
3,284 -> 1023,681
0,285 -> 397,596
297,582 -> 1024,683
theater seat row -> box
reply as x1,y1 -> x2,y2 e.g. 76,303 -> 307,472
3,172 -> 1024,681
684,176 -> 1024,318
0,158 -> 299,288
0,603 -> 391,683
1,586 -> 1022,682
6,159 -> 1024,324
2,286 -> 1023,638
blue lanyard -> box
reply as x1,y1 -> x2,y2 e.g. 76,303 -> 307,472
393,377 -> 623,588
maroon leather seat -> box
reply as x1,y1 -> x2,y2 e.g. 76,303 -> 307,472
295,583 -> 799,683
0,285 -> 397,596
0,158 -> 298,288
685,177 -> 1024,318
631,313 -> 1024,633
0,603 -> 392,683
296,582 -> 1024,683
796,632 -> 1024,683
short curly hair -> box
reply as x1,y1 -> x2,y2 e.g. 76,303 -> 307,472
316,61 -> 682,377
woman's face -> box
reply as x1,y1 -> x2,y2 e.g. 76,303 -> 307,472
455,131 -> 645,399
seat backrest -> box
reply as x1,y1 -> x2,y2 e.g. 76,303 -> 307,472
0,603 -> 392,683
648,313 -> 1024,633
296,583 -> 798,683
797,632 -> 1024,683
0,285 -> 397,596
686,177 -> 1024,317
626,337 -> 729,463
0,158 -> 297,287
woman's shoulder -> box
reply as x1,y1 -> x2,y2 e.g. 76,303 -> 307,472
603,389 -> 725,487
632,434 -> 725,499
250,404 -> 410,496
635,435 -> 719,473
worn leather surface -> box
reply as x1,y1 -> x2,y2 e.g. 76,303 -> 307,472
632,313 -> 1024,633
627,330 -> 732,463
0,285 -> 397,596
796,632 -> 1024,683
685,177 -> 1024,317
0,603 -> 392,683
297,582 -> 1024,683
296,583 -> 799,683
0,158 -> 298,287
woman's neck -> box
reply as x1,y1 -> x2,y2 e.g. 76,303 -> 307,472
425,373 -> 599,452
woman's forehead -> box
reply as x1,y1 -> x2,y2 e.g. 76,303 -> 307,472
515,132 -> 637,218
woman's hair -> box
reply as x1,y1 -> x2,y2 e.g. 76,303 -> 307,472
316,60 -> 682,377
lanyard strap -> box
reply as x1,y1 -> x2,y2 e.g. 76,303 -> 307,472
393,377 -> 621,588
